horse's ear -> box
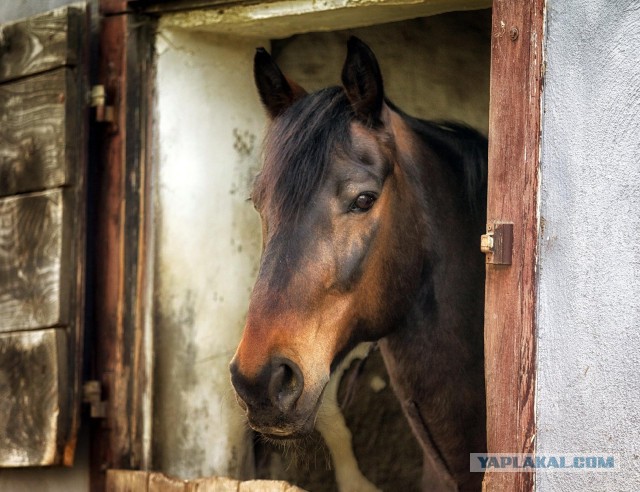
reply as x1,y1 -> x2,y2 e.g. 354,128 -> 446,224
254,47 -> 307,119
341,36 -> 384,125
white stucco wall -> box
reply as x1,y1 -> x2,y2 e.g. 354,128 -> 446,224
536,1 -> 640,489
153,30 -> 267,479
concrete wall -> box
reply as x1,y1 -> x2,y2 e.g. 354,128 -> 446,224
536,1 -> 640,489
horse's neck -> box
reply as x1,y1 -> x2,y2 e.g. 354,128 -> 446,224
381,145 -> 486,487
380,241 -> 485,408
379,259 -> 485,485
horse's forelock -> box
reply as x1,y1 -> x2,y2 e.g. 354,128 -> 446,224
255,87 -> 353,223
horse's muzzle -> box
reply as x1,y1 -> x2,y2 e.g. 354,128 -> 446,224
230,356 -> 314,437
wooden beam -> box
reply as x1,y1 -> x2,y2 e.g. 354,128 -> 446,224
91,5 -> 155,489
483,0 -> 545,490
105,470 -> 308,492
92,11 -> 129,487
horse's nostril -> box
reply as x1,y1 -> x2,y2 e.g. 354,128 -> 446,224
268,357 -> 304,413
230,359 -> 252,409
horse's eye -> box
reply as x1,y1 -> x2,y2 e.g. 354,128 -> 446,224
350,193 -> 376,212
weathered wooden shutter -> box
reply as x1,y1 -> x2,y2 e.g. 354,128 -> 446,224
0,5 -> 88,467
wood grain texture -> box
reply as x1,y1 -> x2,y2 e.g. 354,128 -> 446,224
0,189 -> 71,332
0,68 -> 79,197
106,470 -> 308,492
91,11 -> 156,489
91,14 -> 130,487
0,3 -> 88,468
0,328 -> 68,466
106,470 -> 150,492
148,473 -> 189,492
0,6 -> 82,83
483,0 -> 545,491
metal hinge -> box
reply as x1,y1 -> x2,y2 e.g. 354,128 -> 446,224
83,380 -> 107,418
90,84 -> 116,124
480,222 -> 514,265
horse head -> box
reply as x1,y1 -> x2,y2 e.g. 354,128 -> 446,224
230,37 -> 432,439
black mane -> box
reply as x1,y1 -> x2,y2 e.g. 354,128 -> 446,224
388,101 -> 488,215
254,86 -> 352,222
254,88 -> 487,220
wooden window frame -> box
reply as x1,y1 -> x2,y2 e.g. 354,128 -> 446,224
93,1 -> 545,491
91,1 -> 156,489
483,1 -> 544,490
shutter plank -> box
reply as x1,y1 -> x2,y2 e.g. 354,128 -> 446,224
0,6 -> 82,83
0,328 -> 68,466
0,69 -> 78,196
0,189 -> 70,332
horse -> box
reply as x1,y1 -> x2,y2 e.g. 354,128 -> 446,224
230,36 -> 487,491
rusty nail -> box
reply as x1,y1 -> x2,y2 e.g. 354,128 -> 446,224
509,27 -> 519,41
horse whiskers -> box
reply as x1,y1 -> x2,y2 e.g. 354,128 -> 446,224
258,431 -> 330,473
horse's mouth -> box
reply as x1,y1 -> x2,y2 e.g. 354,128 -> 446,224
247,403 -> 318,439
246,385 -> 326,440
261,428 -> 310,441
247,414 -> 314,439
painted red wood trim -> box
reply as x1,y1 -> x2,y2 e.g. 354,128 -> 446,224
483,0 -> 545,490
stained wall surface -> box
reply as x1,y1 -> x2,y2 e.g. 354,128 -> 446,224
153,30 -> 266,479
536,1 -> 640,489
275,12 -> 491,133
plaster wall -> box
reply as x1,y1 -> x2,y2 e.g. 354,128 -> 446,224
536,1 -> 640,489
274,12 -> 490,133
152,30 -> 267,479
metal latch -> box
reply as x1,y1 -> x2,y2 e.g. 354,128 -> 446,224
83,380 -> 107,418
480,222 -> 513,265
90,85 -> 115,124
